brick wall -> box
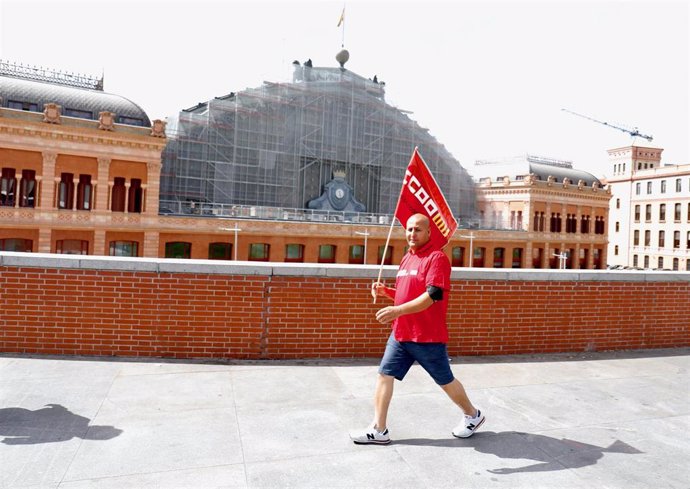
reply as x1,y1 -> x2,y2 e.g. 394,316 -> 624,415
1,253 -> 688,360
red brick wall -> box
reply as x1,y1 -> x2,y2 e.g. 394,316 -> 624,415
1,262 -> 688,359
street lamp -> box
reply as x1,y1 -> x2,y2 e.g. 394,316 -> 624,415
355,230 -> 370,264
220,224 -> 242,261
459,232 -> 475,268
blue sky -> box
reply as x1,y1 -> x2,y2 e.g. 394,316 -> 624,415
1,0 -> 687,179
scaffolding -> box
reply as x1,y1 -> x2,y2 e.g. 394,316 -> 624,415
160,63 -> 476,220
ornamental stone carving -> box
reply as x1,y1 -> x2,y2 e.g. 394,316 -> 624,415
562,177 -> 570,189
524,173 -> 536,185
98,111 -> 116,131
547,175 -> 555,186
578,179 -> 585,190
151,119 -> 166,138
502,176 -> 511,186
592,181 -> 599,192
43,103 -> 61,124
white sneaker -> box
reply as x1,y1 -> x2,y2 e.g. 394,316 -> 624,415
350,424 -> 391,445
452,409 -> 485,438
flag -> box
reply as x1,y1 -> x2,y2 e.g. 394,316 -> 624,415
395,148 -> 458,250
337,7 -> 345,27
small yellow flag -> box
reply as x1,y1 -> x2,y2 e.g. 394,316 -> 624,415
337,7 -> 345,27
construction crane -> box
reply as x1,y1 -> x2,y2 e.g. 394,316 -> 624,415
561,108 -> 653,142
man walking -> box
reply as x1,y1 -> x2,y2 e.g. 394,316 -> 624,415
350,213 -> 484,445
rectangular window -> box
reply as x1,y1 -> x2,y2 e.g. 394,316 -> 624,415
532,247 -> 543,268
1,167 -> 17,206
209,242 -> 232,260
676,178 -> 682,192
285,243 -> 305,262
635,182 -> 641,195
659,203 -> 666,221
644,255 -> 650,268
674,203 -> 681,221
660,180 -> 666,194
493,248 -> 504,268
64,108 -> 93,119
58,173 -> 74,209
473,247 -> 486,267
7,100 -> 38,111
451,246 -> 464,267
673,231 -> 680,249
118,116 -> 145,126
110,241 -> 139,257
111,177 -> 126,212
248,243 -> 269,261
645,204 -> 652,222
633,230 -> 640,246
672,258 -> 679,271
511,248 -> 522,268
633,255 -> 638,267
348,244 -> 365,264
646,181 -> 652,194
128,178 -> 143,213
318,244 -> 336,263
76,174 -> 92,210
634,205 -> 640,222
165,241 -> 191,258
19,170 -> 36,208
378,245 -> 393,266
644,230 -> 650,247
658,257 -> 664,269
658,231 -> 665,248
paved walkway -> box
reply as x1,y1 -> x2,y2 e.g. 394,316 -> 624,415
1,348 -> 688,488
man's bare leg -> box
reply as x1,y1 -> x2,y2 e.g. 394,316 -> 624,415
374,373 -> 395,431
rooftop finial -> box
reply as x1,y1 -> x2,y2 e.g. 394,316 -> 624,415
335,49 -> 349,69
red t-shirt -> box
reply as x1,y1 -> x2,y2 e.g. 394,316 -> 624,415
392,241 -> 451,343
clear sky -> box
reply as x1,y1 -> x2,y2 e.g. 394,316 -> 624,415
1,0 -> 688,179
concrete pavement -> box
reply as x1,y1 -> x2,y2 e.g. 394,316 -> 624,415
1,348 -> 688,488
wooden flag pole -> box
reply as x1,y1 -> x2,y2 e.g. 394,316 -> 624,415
373,214 -> 398,304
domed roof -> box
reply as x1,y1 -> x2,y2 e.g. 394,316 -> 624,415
0,75 -> 151,127
529,161 -> 601,187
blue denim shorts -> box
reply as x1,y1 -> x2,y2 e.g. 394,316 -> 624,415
378,333 -> 454,386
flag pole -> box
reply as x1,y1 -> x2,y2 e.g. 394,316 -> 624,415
373,147 -> 417,304
373,213 -> 398,304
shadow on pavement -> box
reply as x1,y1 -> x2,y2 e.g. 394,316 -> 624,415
394,430 -> 643,474
0,404 -> 122,445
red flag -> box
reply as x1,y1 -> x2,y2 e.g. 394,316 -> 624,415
395,148 -> 458,250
